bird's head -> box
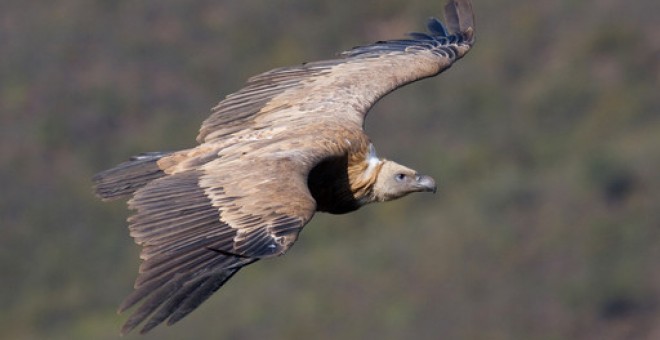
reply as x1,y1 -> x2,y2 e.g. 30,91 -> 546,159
371,160 -> 437,202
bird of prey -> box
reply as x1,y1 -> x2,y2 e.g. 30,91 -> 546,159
94,0 -> 475,334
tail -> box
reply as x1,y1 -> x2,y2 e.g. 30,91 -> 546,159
93,152 -> 171,201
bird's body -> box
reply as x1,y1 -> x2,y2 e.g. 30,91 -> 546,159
94,0 -> 475,334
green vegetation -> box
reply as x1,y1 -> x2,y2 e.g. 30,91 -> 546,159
1,0 -> 658,338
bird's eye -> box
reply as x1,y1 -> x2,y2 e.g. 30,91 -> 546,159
395,173 -> 406,182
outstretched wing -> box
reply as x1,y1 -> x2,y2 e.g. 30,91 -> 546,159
118,155 -> 317,334
198,0 -> 475,143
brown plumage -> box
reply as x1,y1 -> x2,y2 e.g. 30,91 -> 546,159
93,0 -> 475,334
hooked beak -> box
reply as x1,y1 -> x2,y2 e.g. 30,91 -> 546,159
415,174 -> 437,193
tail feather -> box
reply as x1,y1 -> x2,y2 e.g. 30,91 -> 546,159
93,152 -> 171,200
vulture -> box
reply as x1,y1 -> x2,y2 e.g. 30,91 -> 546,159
94,0 -> 475,334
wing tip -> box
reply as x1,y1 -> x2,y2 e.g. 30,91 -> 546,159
342,0 -> 475,58
443,0 -> 476,44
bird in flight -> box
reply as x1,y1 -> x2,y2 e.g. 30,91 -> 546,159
94,0 -> 475,334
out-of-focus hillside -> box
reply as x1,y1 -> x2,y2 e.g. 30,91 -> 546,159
1,0 -> 659,339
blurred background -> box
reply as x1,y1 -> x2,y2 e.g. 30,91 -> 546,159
2,0 -> 659,339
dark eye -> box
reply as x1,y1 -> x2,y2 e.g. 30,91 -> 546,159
395,173 -> 406,182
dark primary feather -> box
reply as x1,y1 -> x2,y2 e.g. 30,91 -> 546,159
444,0 -> 475,39
427,17 -> 449,36
341,5 -> 474,58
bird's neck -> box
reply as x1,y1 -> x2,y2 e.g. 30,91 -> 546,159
346,143 -> 383,206
308,141 -> 383,214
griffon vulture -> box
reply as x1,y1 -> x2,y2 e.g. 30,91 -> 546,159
94,0 -> 475,334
